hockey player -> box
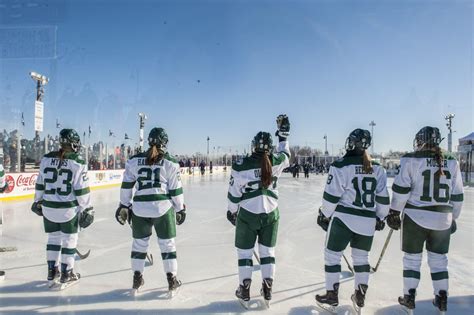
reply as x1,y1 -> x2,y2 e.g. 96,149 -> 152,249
316,129 -> 390,314
116,127 -> 186,297
226,114 -> 290,308
386,126 -> 464,314
0,163 -> 7,281
32,129 -> 94,289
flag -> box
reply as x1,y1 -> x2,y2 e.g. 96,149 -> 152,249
88,125 -> 91,138
21,112 -> 25,126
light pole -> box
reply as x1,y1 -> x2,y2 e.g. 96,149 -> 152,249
138,112 -> 147,153
445,113 -> 455,152
369,120 -> 376,155
30,72 -> 49,139
323,134 -> 328,155
207,136 -> 210,164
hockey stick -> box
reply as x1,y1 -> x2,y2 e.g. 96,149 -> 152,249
342,253 -> 355,275
0,246 -> 18,252
253,249 -> 261,264
371,229 -> 393,273
76,249 -> 91,260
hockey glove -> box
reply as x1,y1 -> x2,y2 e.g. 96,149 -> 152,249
115,203 -> 132,225
375,217 -> 385,231
450,220 -> 457,234
176,206 -> 186,225
386,209 -> 401,230
31,201 -> 43,216
276,114 -> 290,141
317,208 -> 330,232
79,207 -> 95,229
227,210 -> 237,226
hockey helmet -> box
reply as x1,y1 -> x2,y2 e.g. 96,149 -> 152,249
252,131 -> 273,154
148,127 -> 169,153
345,128 -> 372,151
59,128 -> 81,152
413,126 -> 443,151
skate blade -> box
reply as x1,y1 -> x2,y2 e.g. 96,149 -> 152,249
167,286 -> 180,299
238,298 -> 250,310
52,279 -> 80,291
316,302 -> 337,314
263,299 -> 270,308
48,279 -> 60,288
351,295 -> 362,315
131,288 -> 140,296
401,306 -> 414,315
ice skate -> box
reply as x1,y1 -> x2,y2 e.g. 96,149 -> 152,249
432,290 -> 447,315
47,265 -> 60,288
236,278 -> 251,309
131,271 -> 144,296
315,283 -> 339,314
53,269 -> 80,291
166,272 -> 182,299
351,284 -> 367,315
260,278 -> 272,308
399,289 -> 416,315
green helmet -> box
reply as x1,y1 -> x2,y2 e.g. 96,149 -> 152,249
148,127 -> 168,153
59,128 -> 81,152
345,128 -> 371,151
252,131 -> 273,154
413,126 -> 442,151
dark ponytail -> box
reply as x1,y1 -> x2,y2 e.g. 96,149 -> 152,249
146,145 -> 163,166
261,153 -> 272,188
434,146 -> 444,176
362,150 -> 373,174
57,148 -> 66,169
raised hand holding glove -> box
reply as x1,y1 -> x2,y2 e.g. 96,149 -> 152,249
176,205 -> 186,225
79,207 -> 95,229
276,114 -> 290,140
450,220 -> 457,234
31,201 -> 43,216
386,209 -> 401,230
227,210 -> 237,226
115,203 -> 132,225
375,217 -> 385,231
317,208 -> 330,232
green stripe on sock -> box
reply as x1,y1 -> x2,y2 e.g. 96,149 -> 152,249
375,195 -> 390,205
325,265 -> 341,273
431,271 -> 449,281
403,270 -> 421,279
46,244 -> 61,251
238,259 -> 253,267
260,257 -> 275,265
392,184 -> 411,194
161,252 -> 177,260
131,251 -> 147,259
61,248 -> 76,255
354,264 -> 371,273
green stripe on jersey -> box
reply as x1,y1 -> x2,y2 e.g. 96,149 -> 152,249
35,183 -> 45,191
405,203 -> 452,213
331,156 -> 381,168
392,184 -> 411,194
121,181 -> 135,189
168,188 -> 183,196
133,194 -> 171,202
323,192 -> 340,204
450,194 -> 464,202
74,187 -> 90,196
375,195 -> 390,205
43,200 -> 79,208
272,153 -> 288,166
228,192 -> 241,203
0,169 -> 4,177
241,189 -> 278,201
335,205 -> 376,218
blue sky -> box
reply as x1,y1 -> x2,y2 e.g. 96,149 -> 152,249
0,0 -> 472,155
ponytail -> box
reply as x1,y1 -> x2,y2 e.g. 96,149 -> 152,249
146,145 -> 163,166
58,148 -> 66,169
362,150 -> 373,174
434,146 -> 444,176
261,153 -> 273,188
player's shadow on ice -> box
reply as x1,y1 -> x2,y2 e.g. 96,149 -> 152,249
373,295 -> 474,315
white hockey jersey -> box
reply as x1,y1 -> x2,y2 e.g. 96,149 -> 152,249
34,151 -> 92,223
120,152 -> 184,218
227,140 -> 290,215
391,150 -> 464,231
0,164 -> 6,192
321,154 -> 390,236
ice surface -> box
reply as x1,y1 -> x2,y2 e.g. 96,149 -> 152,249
0,173 -> 473,314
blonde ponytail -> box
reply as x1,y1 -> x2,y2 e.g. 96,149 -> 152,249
362,150 -> 373,174
261,154 -> 272,188
146,145 -> 163,165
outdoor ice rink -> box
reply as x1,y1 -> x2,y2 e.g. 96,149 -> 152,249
0,173 -> 473,314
